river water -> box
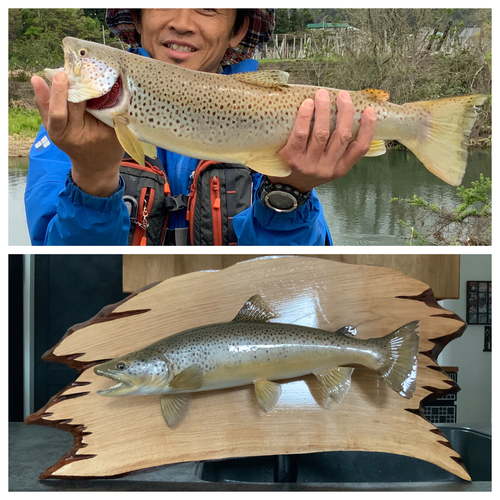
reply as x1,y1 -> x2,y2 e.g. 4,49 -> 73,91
9,149 -> 491,246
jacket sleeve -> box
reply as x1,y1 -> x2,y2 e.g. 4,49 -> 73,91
25,126 -> 130,246
232,174 -> 332,246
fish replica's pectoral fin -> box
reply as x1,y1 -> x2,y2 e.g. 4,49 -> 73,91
231,70 -> 290,89
232,295 -> 281,323
377,321 -> 420,398
313,366 -> 355,404
112,113 -> 154,166
254,380 -> 282,412
365,140 -> 387,158
160,394 -> 191,428
169,365 -> 204,390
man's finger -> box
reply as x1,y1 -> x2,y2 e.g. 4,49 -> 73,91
308,89 -> 331,154
47,72 -> 69,135
282,97 -> 314,156
326,90 -> 354,159
31,75 -> 51,126
337,106 -> 377,177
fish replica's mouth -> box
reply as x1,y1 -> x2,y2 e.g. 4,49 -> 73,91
94,366 -> 133,396
87,75 -> 123,111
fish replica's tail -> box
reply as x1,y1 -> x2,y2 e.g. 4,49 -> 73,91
399,95 -> 487,186
376,321 -> 420,398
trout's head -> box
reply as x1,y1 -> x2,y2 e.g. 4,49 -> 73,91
94,349 -> 173,397
45,37 -> 123,110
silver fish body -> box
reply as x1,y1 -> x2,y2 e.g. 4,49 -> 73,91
95,296 -> 420,428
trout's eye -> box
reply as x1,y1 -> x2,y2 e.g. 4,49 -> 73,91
116,362 -> 127,371
78,48 -> 88,57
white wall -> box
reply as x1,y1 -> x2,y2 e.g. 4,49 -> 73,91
438,254 -> 491,426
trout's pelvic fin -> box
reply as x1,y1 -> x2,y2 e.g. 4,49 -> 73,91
112,114 -> 157,166
231,70 -> 290,89
254,380 -> 282,412
313,366 -> 355,404
169,364 -> 204,390
244,153 -> 292,178
233,295 -> 281,323
377,321 -> 420,398
160,394 -> 191,428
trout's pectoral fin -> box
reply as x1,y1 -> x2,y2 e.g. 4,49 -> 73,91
254,380 -> 282,412
160,394 -> 191,428
365,140 -> 387,157
233,295 -> 280,323
112,114 -> 157,166
169,364 -> 204,390
313,366 -> 354,404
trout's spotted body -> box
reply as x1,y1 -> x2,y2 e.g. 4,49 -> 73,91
46,37 -> 487,186
95,295 -> 420,428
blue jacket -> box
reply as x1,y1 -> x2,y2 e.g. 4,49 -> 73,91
25,49 -> 332,246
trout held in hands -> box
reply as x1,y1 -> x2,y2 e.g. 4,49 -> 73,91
46,37 -> 486,186
94,295 -> 420,428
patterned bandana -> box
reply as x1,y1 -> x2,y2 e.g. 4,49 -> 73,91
105,9 -> 275,67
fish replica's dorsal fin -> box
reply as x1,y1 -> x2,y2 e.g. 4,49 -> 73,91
231,70 -> 290,89
169,365 -> 204,390
336,326 -> 357,336
314,366 -> 355,404
232,295 -> 281,323
359,88 -> 390,102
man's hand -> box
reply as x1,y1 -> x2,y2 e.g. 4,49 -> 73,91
271,89 -> 377,193
32,72 -> 124,197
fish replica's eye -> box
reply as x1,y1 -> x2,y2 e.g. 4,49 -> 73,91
78,48 -> 88,57
116,362 -> 127,371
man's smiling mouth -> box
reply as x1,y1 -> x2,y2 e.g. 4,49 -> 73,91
165,43 -> 196,53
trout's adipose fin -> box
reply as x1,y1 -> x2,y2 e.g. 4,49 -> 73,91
233,295 -> 281,323
160,394 -> 191,428
313,366 -> 355,404
377,321 -> 420,398
254,380 -> 282,412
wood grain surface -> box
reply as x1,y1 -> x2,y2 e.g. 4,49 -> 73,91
122,254 -> 461,299
26,256 -> 468,480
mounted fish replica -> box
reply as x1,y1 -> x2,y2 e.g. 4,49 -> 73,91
94,295 -> 420,428
46,37 -> 486,186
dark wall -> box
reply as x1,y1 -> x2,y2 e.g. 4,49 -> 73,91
8,255 -> 130,421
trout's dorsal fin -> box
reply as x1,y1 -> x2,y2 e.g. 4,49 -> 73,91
160,394 -> 191,428
365,140 -> 387,157
169,365 -> 204,390
231,70 -> 290,89
232,295 -> 281,323
336,326 -> 357,336
313,366 -> 354,403
254,380 -> 282,412
359,88 -> 390,102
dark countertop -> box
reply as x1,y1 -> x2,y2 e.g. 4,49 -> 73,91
9,422 -> 491,491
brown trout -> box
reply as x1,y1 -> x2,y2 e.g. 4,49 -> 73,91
46,37 -> 486,186
94,295 -> 420,428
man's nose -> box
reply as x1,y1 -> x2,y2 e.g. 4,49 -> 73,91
167,9 -> 196,34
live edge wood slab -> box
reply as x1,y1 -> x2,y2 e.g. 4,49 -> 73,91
25,256 -> 469,481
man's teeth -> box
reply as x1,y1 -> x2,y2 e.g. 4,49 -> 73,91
167,43 -> 195,53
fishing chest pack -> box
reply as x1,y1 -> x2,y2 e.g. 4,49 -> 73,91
120,155 -> 253,246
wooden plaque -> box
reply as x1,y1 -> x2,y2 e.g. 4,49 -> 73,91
26,256 -> 469,480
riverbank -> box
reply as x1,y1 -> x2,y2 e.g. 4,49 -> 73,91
9,136 -> 34,157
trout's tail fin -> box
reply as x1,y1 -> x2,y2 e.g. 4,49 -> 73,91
378,321 -> 420,399
399,94 -> 487,186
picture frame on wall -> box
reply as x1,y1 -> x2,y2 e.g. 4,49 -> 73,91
467,281 -> 492,325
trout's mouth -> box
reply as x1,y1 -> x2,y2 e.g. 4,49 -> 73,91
87,75 -> 123,111
94,366 -> 133,396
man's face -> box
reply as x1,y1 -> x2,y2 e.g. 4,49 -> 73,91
132,9 -> 249,73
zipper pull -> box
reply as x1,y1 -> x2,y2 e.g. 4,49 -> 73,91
211,177 -> 221,209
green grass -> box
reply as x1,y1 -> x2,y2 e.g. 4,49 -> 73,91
9,108 -> 42,137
